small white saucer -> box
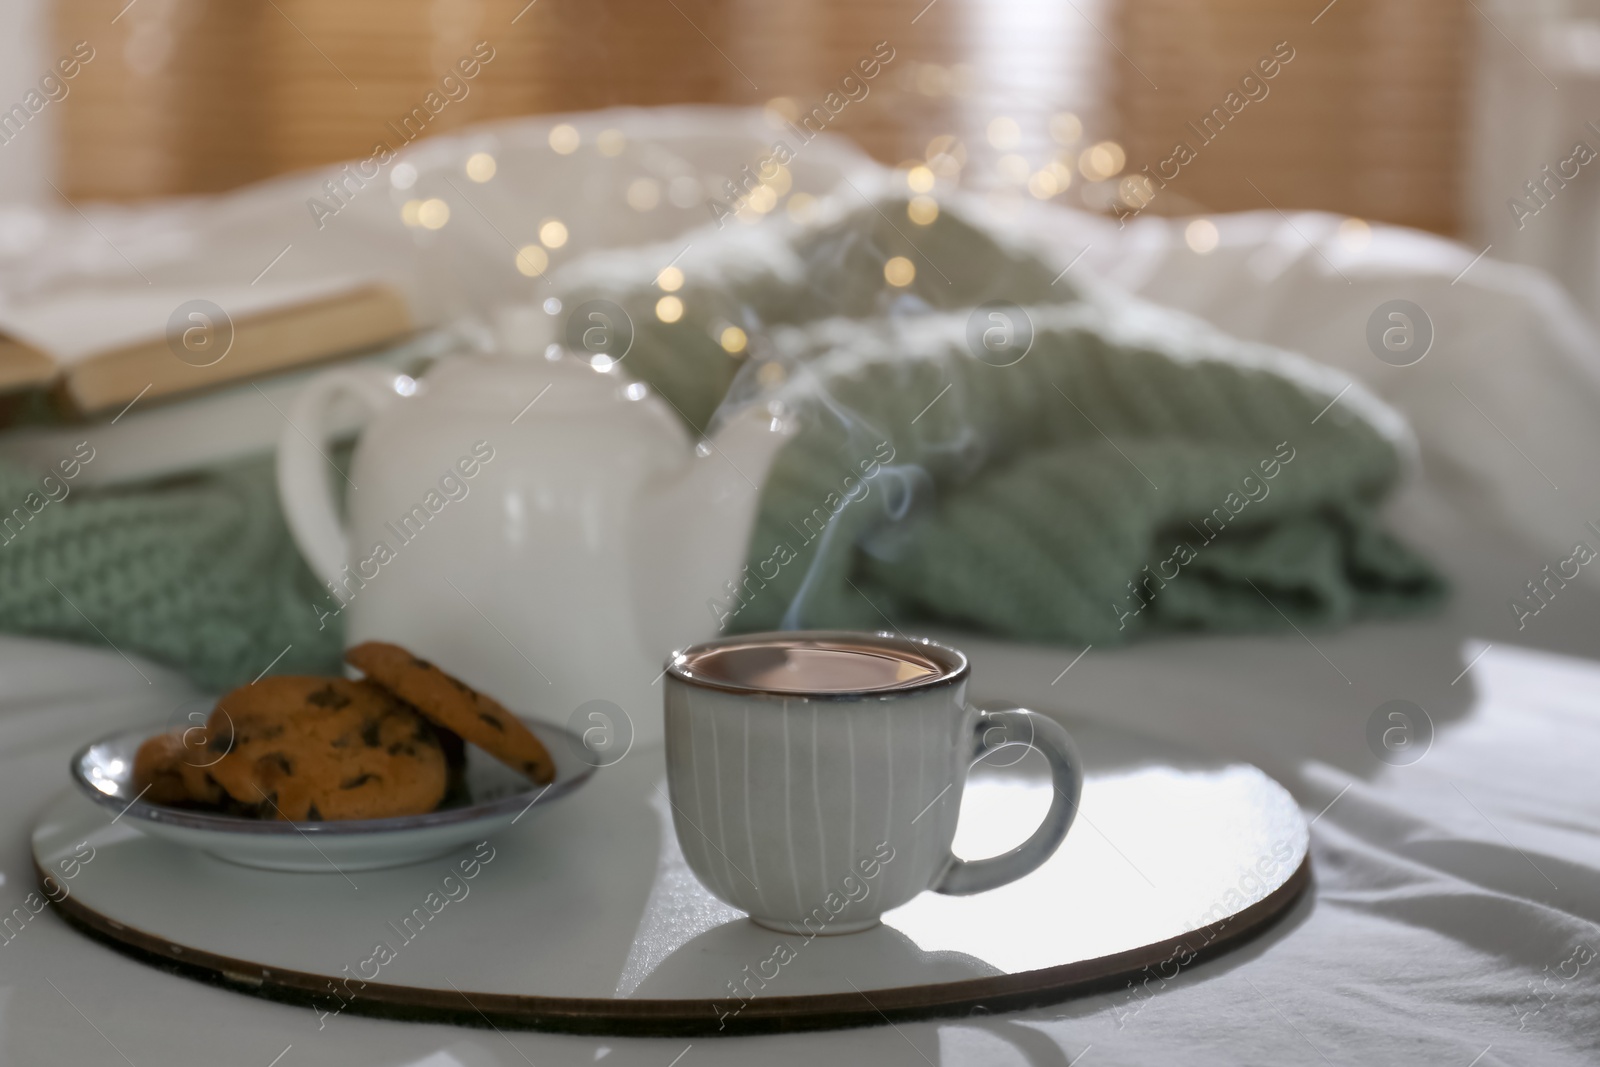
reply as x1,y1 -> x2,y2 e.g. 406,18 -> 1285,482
70,719 -> 596,872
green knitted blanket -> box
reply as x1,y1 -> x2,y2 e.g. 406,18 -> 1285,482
558,200 -> 1444,644
0,200 -> 1443,688
0,452 -> 342,687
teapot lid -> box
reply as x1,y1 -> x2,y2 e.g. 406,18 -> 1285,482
423,347 -> 652,412
414,302 -> 670,417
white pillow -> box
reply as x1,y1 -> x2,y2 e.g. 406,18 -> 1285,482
1002,201 -> 1600,559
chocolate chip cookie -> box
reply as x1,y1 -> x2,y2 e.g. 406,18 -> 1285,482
345,642 -> 556,785
132,729 -> 194,806
204,676 -> 450,821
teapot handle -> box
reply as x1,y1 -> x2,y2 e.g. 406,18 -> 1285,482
275,366 -> 407,588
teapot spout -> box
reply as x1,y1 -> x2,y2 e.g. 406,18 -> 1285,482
631,404 -> 796,655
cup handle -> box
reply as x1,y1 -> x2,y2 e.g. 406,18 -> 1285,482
275,365 -> 404,588
932,704 -> 1083,896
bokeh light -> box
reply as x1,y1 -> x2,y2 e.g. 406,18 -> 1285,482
1185,218 -> 1220,254
1339,217 -> 1372,251
987,117 -> 1021,150
1049,113 -> 1083,146
549,124 -> 580,154
417,198 -> 450,229
539,219 -> 568,248
1079,141 -> 1126,181
747,184 -> 778,214
515,245 -> 549,276
627,178 -> 660,211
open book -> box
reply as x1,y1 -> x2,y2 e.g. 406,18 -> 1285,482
0,279 -> 411,415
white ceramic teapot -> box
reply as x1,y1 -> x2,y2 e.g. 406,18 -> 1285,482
276,324 -> 793,748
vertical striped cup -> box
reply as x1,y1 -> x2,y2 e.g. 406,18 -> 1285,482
663,631 -> 1082,934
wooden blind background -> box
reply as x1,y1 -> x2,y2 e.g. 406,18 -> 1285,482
55,0 -> 1468,234
1114,0 -> 1470,234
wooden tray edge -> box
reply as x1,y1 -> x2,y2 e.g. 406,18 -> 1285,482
38,854 -> 1312,1037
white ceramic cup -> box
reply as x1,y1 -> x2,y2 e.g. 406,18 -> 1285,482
663,631 -> 1083,934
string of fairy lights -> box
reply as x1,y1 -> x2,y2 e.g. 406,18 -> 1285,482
384,91 -> 1378,335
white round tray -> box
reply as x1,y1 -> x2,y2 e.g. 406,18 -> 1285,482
34,717 -> 1309,1035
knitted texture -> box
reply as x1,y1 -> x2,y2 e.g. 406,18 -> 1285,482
557,200 -> 1446,641
0,454 -> 344,688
